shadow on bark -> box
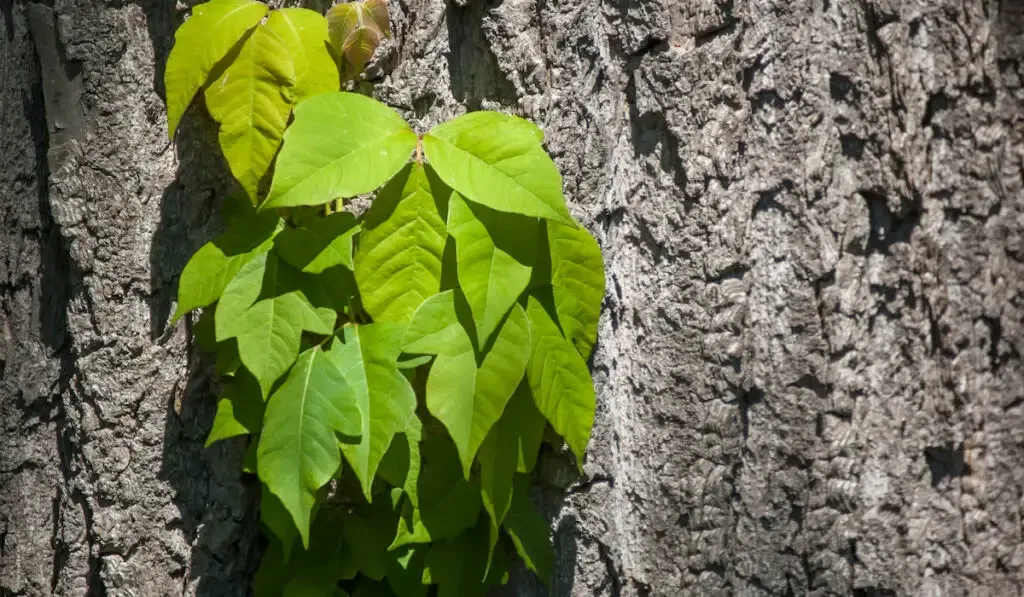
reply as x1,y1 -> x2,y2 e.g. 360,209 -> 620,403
140,4 -> 262,595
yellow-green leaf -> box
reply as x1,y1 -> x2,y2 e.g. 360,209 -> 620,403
265,9 -> 339,103
205,24 -> 295,202
355,164 -> 448,323
165,0 -> 268,138
263,92 -> 417,209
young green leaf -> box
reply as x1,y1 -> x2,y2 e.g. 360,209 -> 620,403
263,92 -> 417,209
275,212 -> 360,274
165,0 -> 269,138
548,221 -> 605,359
327,324 -> 418,500
172,211 -> 281,322
401,291 -> 532,477
503,475 -> 554,584
205,369 -> 264,447
422,111 -> 573,225
265,9 -> 339,103
204,24 -> 295,202
390,436 -> 481,549
215,252 -> 337,396
525,295 -> 595,470
258,347 -> 361,546
355,164 -> 447,323
447,192 -> 537,344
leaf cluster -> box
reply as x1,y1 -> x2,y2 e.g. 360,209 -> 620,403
168,2 -> 605,595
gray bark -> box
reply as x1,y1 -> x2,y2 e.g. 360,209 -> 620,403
2,0 -> 1022,596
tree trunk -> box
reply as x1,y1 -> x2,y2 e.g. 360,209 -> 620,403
2,0 -> 1022,596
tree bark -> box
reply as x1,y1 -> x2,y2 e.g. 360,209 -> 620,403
2,0 -> 1022,596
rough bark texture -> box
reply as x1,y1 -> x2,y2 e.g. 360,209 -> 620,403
2,0 -> 1022,596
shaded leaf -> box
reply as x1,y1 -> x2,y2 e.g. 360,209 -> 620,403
205,368 -> 263,447
422,520 -> 508,596
260,484 -> 299,561
328,324 -> 418,499
341,489 -> 403,580
258,347 -> 361,546
477,380 -> 546,563
173,211 -> 280,322
165,0 -> 268,137
390,435 -> 480,549
275,212 -> 360,274
264,92 -> 417,209
355,163 -> 447,323
504,475 -> 553,584
378,415 -> 422,507
525,296 -> 595,470
423,111 -> 572,224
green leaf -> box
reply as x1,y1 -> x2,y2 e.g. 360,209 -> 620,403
173,211 -> 280,322
216,252 -> 337,396
205,369 -> 264,447
386,545 -> 428,597
275,212 -> 360,274
257,347 -> 361,546
254,532 -> 291,597
265,9 -> 339,103
477,380 -> 546,561
378,415 -> 422,507
548,221 -> 604,359
327,324 -> 418,499
422,111 -> 572,225
355,163 -> 448,323
260,484 -> 299,561
391,436 -> 481,549
423,521 -> 508,597
341,489 -> 403,580
165,0 -> 269,138
504,475 -> 553,584
284,508 -> 353,597
204,23 -> 295,202
525,296 -> 595,470
401,291 -> 531,477
264,92 -> 417,209
447,192 -> 537,344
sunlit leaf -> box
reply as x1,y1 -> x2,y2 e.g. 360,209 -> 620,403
447,192 -> 537,344
215,252 -> 337,396
205,368 -> 263,447
165,0 -> 268,137
264,92 -> 417,209
525,295 -> 595,470
328,324 -> 417,499
355,164 -> 448,323
548,221 -> 605,359
265,8 -> 339,103
205,24 -> 295,202
423,111 -> 572,224
401,291 -> 531,477
258,347 -> 361,546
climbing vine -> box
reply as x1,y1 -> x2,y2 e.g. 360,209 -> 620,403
167,0 -> 604,594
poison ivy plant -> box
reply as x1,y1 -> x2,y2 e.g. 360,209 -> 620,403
166,1 -> 604,594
